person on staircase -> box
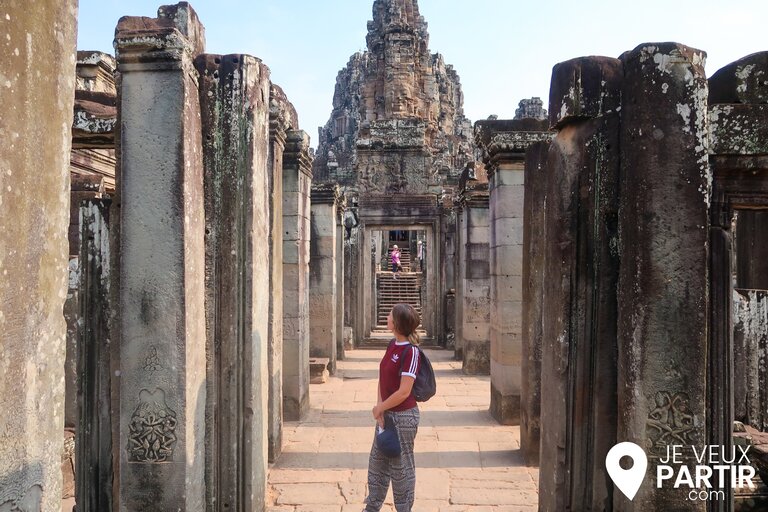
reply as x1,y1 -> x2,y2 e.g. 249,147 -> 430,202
391,245 -> 403,280
365,303 -> 421,512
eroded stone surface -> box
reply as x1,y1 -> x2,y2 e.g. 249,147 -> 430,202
115,4 -> 208,509
0,1 -> 77,511
709,51 -> 768,105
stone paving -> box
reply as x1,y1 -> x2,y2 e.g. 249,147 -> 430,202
267,348 -> 540,511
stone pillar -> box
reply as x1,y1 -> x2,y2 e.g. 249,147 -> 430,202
66,176 -> 108,435
488,153 -> 524,424
617,43 -> 709,511
457,188 -> 491,375
309,183 -> 340,374
475,119 -> 551,425
267,85 -> 290,462
114,5 -> 207,509
344,206 -> 360,349
454,204 -> 466,360
520,141 -> 549,467
282,130 -> 313,420
336,198 -> 346,360
442,207 -> 458,349
197,53 -> 271,512
537,56 -> 623,511
0,2 -> 77,509
77,200 -> 114,512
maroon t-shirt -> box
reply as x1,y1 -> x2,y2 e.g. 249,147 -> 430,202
379,340 -> 420,412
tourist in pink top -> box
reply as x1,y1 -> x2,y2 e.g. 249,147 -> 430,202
364,303 -> 421,512
391,245 -> 403,280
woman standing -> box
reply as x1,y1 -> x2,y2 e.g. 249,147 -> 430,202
365,303 -> 421,512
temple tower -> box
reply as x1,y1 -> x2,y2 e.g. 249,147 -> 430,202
314,0 -> 473,346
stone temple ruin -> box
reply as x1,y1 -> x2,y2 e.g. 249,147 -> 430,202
2,0 -> 768,511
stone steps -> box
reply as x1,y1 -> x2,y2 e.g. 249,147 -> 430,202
376,272 -> 423,330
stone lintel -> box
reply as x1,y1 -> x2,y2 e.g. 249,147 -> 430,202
310,183 -> 340,205
548,56 -> 623,129
284,130 -> 313,178
474,120 -> 552,175
709,104 -> 768,156
76,51 -> 117,96
457,186 -> 489,210
115,3 -> 205,67
77,50 -> 117,70
73,93 -> 117,147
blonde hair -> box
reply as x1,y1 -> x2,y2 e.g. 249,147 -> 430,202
391,303 -> 420,345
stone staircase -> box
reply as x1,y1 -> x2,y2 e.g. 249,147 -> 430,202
375,272 -> 422,329
358,272 -> 428,348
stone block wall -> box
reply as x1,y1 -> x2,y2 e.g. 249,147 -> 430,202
475,119 -> 551,426
282,130 -> 313,421
457,191 -> 491,375
309,184 -> 340,373
267,83 -> 296,462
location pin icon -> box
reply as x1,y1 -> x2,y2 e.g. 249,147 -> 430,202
606,442 -> 648,501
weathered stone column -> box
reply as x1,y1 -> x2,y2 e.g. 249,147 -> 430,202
197,53 -> 271,512
267,84 -> 295,462
520,141 -> 549,467
77,200 -> 114,512
0,1 -> 77,510
114,5 -> 207,509
344,206 -> 360,349
283,130 -> 313,420
336,197 -> 347,360
310,183 -> 340,373
617,43 -> 710,511
66,176 -> 108,434
537,56 -> 622,511
475,119 -> 551,425
457,181 -> 491,375
454,202 -> 466,360
442,206 -> 458,349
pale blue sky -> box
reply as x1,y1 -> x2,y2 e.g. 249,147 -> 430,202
78,0 -> 767,148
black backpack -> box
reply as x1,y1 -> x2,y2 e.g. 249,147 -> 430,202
399,344 -> 436,402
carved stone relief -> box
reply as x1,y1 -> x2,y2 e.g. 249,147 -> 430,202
127,388 -> 178,463
646,391 -> 696,455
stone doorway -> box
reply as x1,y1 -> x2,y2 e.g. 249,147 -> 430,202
358,224 -> 440,346
710,155 -> 768,510
370,229 -> 428,338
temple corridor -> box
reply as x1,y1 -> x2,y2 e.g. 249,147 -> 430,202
267,349 -> 540,511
